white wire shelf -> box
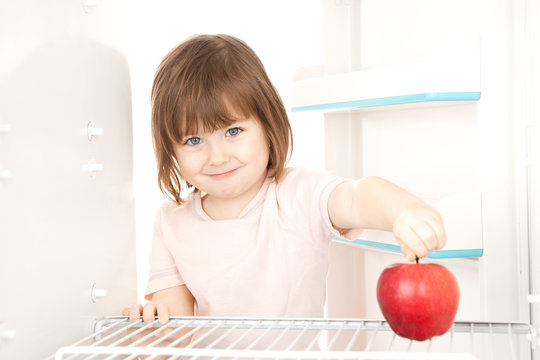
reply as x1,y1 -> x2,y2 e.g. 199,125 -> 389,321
52,316 -> 537,360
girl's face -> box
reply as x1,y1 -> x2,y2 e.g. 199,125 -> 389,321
174,116 -> 270,204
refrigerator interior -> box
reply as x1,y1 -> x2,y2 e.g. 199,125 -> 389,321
0,1 -> 137,359
294,0 -> 540,358
0,0 -> 539,359
313,0 -> 539,342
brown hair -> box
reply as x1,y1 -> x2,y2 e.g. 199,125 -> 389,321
151,34 -> 293,205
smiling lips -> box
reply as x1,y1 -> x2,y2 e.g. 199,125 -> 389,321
208,169 -> 237,179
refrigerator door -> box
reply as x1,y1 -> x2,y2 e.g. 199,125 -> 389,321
0,1 -> 136,359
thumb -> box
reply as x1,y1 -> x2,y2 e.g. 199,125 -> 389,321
156,303 -> 170,325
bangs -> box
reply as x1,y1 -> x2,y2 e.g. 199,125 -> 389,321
172,92 -> 255,143
154,33 -> 267,149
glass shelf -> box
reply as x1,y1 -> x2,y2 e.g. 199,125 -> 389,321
333,237 -> 483,259
291,34 -> 481,115
292,91 -> 481,113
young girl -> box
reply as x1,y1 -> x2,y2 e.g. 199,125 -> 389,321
124,34 -> 446,329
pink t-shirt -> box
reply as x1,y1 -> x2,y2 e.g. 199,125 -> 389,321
145,167 -> 354,318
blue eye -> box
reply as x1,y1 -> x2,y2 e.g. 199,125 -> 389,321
226,127 -> 242,136
185,137 -> 201,145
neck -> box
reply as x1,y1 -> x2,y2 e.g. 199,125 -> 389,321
202,198 -> 244,220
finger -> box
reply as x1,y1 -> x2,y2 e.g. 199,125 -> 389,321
430,217 -> 447,250
129,304 -> 143,322
422,210 -> 446,250
398,227 -> 429,259
410,222 -> 439,252
401,246 -> 417,262
396,232 -> 422,261
143,303 -> 157,324
155,303 -> 170,325
425,221 -> 446,250
122,307 -> 130,316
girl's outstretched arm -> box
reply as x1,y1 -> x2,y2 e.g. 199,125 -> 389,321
328,176 -> 446,261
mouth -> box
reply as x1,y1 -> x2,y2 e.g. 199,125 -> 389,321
208,169 -> 237,179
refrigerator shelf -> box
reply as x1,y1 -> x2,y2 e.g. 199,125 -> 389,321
290,91 -> 481,113
52,316 -> 537,360
290,34 -> 481,114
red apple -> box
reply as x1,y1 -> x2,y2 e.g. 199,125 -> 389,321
376,262 -> 460,341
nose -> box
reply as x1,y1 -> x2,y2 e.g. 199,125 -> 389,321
207,141 -> 229,165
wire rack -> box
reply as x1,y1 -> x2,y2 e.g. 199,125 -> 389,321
52,316 -> 537,360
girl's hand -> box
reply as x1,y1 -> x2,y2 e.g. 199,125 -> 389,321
122,303 -> 175,360
119,286 -> 194,358
123,302 -> 171,325
392,203 -> 446,261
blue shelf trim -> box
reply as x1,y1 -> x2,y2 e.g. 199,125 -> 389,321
333,237 -> 483,259
291,92 -> 481,112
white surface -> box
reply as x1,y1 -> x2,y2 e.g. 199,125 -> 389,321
0,123 -> 11,134
0,1 -> 137,358
291,34 -> 481,110
512,0 -> 540,350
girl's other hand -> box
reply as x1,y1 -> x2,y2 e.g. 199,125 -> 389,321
118,286 -> 194,358
121,303 -> 173,360
123,303 -> 170,325
392,203 -> 446,262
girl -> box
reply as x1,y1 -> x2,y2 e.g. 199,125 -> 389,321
124,34 -> 446,328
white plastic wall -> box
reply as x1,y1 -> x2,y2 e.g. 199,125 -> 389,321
0,1 -> 136,358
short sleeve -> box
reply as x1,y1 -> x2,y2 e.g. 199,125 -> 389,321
276,168 -> 349,242
144,206 -> 185,301
314,173 -> 349,238
316,176 -> 364,242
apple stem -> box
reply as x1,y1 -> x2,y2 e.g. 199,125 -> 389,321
415,257 -> 419,264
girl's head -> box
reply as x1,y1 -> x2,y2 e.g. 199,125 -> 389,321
151,34 -> 293,205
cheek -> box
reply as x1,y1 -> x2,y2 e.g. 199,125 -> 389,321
258,147 -> 271,172
176,153 -> 200,178
248,137 -> 270,163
